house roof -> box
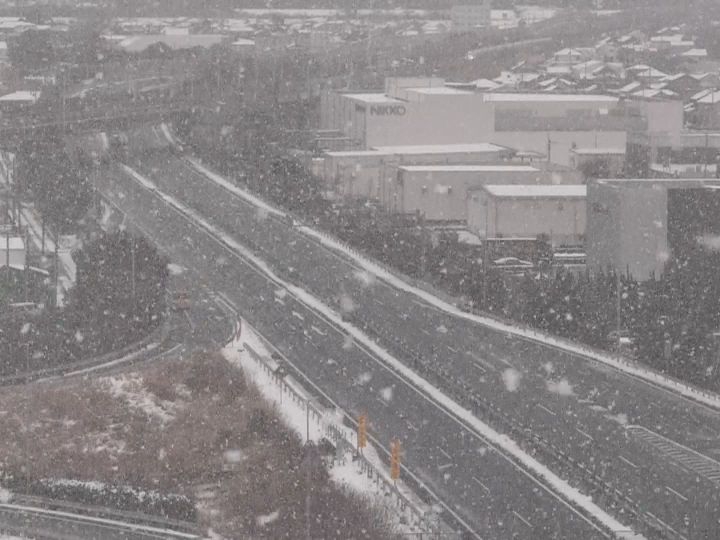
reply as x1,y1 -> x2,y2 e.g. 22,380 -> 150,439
117,34 -> 227,53
483,92 -> 617,103
697,90 -> 720,104
682,48 -> 708,57
0,91 -> 40,103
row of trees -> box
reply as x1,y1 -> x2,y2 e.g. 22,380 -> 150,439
13,139 -> 94,234
0,231 -> 168,376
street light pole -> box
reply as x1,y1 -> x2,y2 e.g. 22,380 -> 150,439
616,270 -> 622,353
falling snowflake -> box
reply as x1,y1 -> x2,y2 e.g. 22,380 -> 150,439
502,368 -> 521,392
356,372 -> 372,385
224,449 -> 245,464
546,378 -> 574,396
339,294 -> 355,314
380,386 -> 394,402
353,270 -> 376,287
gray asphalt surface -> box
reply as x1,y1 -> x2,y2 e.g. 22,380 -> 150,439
96,153 -> 720,538
97,159 -> 613,539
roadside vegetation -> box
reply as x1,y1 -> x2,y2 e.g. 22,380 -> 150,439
0,352 -> 396,539
0,231 -> 167,376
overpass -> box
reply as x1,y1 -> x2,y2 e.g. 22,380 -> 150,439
0,100 -> 194,150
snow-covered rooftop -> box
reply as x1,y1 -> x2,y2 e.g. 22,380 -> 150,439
324,150 -> 390,158
481,184 -> 587,198
571,147 -> 626,155
697,91 -> 720,104
372,143 -> 508,155
482,92 -> 617,103
0,91 -> 40,103
682,48 -> 708,57
399,165 -> 539,173
409,86 -> 473,95
344,93 -> 402,104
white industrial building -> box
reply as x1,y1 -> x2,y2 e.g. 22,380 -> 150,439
319,143 -> 513,199
319,78 -> 627,166
386,164 -> 546,221
586,178 -> 720,280
467,184 -> 587,245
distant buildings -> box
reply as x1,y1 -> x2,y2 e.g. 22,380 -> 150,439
451,2 -> 491,32
320,77 -> 628,166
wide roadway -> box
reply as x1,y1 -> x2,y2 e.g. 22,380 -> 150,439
127,153 -> 720,538
96,160 -> 615,539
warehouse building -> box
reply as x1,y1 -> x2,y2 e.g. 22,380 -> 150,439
467,184 -> 586,245
319,78 -> 627,166
319,143 -> 513,199
586,178 -> 720,280
385,164 -> 546,221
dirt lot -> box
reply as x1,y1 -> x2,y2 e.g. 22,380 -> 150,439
0,352 -> 396,539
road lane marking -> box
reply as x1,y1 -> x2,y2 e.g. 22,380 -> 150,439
645,512 -> 677,535
512,511 -> 532,528
575,428 -> 593,441
619,456 -> 638,469
438,462 -> 453,471
447,346 -> 458,353
537,404 -> 556,416
471,362 -> 486,373
472,476 -> 491,494
122,164 -> 619,539
466,352 -> 496,372
439,448 -> 452,460
311,325 -> 327,337
665,486 -> 688,502
291,311 -> 305,321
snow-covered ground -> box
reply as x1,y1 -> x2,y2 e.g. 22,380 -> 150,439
124,163 -> 642,539
100,373 -> 180,425
223,322 -> 433,535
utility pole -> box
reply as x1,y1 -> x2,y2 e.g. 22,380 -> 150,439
53,234 -> 59,309
131,236 -> 136,314
616,270 -> 622,353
